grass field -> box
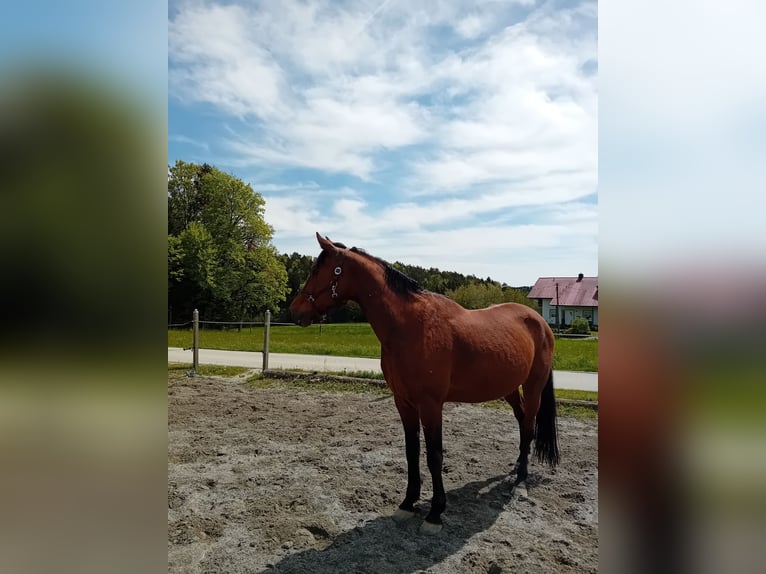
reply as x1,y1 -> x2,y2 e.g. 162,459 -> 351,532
168,323 -> 598,372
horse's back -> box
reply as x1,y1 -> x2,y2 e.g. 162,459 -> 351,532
443,302 -> 553,402
455,302 -> 549,344
382,296 -> 553,403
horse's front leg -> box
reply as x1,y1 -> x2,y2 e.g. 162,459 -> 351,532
420,401 -> 445,534
393,395 -> 421,520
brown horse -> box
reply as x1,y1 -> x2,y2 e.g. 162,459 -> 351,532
289,233 -> 559,534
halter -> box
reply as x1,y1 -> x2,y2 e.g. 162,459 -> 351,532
301,256 -> 345,310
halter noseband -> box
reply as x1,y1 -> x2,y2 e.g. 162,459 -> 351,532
302,258 -> 345,309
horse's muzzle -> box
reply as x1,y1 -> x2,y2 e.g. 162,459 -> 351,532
290,308 -> 313,328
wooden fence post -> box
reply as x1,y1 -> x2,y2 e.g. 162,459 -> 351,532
263,309 -> 271,371
192,308 -> 199,375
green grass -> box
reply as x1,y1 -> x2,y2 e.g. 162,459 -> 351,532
168,323 -> 380,357
169,323 -> 598,372
482,398 -> 597,419
168,362 -> 250,377
552,337 -> 598,372
550,402 -> 598,419
555,388 -> 598,401
483,385 -> 598,419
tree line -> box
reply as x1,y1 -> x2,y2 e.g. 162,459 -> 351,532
168,161 -> 539,326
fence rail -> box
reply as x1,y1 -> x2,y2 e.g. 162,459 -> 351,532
175,309 -> 275,375
169,320 -> 295,328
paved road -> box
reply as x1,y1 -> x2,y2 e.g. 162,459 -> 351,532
169,347 -> 598,392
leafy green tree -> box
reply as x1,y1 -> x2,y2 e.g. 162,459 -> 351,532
280,252 -> 314,299
502,286 -> 540,312
274,252 -> 314,322
419,269 -> 444,293
168,161 -> 213,235
447,282 -> 504,309
167,234 -> 184,286
168,161 -> 288,322
446,282 -> 541,312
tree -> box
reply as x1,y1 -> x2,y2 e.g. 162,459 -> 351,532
502,286 -> 540,313
280,252 -> 314,300
447,282 -> 505,309
168,161 -> 213,235
168,161 -> 288,322
446,282 -> 541,312
275,252 -> 314,322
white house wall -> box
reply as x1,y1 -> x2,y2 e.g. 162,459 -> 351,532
538,299 -> 598,327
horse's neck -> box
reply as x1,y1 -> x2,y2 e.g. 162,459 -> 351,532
348,264 -> 412,345
359,293 -> 408,346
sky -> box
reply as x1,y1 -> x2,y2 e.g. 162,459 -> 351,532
168,0 -> 597,287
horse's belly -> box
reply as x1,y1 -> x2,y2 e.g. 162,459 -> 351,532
445,386 -> 507,403
446,358 -> 530,403
445,375 -> 519,403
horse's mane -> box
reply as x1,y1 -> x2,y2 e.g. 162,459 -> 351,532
350,247 -> 423,298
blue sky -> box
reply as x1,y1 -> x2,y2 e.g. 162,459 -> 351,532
169,0 -> 597,286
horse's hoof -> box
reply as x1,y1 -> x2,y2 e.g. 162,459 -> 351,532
514,481 -> 529,499
392,508 -> 415,522
420,521 -> 443,535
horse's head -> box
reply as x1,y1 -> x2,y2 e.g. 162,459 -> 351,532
289,232 -> 349,327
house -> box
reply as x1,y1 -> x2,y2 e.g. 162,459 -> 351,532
528,274 -> 598,329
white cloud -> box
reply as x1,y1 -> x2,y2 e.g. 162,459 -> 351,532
404,8 -> 597,195
454,14 -> 487,39
272,219 -> 597,285
170,1 -> 595,180
169,3 -> 289,118
264,182 -> 596,249
170,0 -> 598,283
169,134 -> 209,151
263,196 -> 321,238
250,182 -> 321,194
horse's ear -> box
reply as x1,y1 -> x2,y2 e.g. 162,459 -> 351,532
316,232 -> 335,252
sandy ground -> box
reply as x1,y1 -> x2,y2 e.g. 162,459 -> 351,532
168,373 -> 598,573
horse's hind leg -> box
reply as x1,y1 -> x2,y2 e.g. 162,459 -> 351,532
504,388 -> 525,470
515,386 -> 542,484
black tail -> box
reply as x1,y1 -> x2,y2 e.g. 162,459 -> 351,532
534,370 -> 560,467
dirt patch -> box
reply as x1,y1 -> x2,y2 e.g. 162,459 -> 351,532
168,374 -> 598,573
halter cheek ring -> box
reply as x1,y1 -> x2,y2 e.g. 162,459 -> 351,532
303,262 -> 344,306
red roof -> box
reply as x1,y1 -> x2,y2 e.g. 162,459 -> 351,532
528,276 -> 598,307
